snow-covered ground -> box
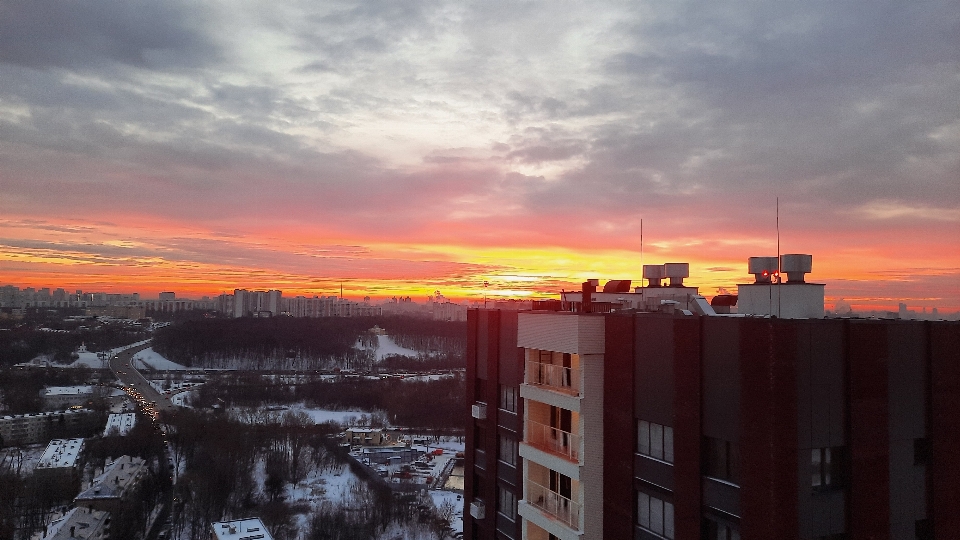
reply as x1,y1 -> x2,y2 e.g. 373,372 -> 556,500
356,334 -> 419,361
0,443 -> 49,476
373,335 -> 419,360
132,348 -> 188,370
429,489 -> 465,537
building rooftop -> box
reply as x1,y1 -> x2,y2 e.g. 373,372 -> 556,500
44,386 -> 94,397
210,518 -> 274,540
103,413 -> 136,436
2,408 -> 92,421
36,438 -> 84,469
75,455 -> 146,502
36,506 -> 109,540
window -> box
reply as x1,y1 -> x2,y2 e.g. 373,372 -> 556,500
474,425 -> 486,449
638,420 -> 674,463
474,377 -> 484,401
638,491 -> 674,539
812,447 -> 846,491
498,435 -> 518,467
702,519 -> 740,540
497,485 -> 517,521
914,438 -> 930,466
703,437 -> 740,484
473,474 -> 482,497
499,385 -> 517,413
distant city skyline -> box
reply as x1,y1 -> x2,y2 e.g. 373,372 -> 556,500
1,2 -> 957,312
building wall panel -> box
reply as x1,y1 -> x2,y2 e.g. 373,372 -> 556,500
847,321 -> 891,540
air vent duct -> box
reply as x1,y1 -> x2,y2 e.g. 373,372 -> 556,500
780,254 -> 813,283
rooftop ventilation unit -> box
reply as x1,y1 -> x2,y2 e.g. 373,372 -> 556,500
780,254 -> 813,283
663,263 -> 690,287
642,265 -> 665,287
748,257 -> 779,283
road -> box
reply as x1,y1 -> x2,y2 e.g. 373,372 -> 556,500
109,341 -> 177,417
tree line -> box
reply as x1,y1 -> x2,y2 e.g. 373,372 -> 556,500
194,374 -> 465,434
152,316 -> 466,370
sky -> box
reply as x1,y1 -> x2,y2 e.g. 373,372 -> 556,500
0,0 -> 958,311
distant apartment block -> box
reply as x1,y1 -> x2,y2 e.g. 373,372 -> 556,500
210,518 -> 274,540
464,256 -> 960,540
0,409 -> 100,446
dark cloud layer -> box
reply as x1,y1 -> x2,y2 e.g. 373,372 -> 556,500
0,0 -> 217,70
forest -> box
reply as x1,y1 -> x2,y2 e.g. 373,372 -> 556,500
0,311 -> 148,365
194,374 -> 465,436
152,316 -> 466,370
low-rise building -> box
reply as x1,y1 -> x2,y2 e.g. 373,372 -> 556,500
210,518 -> 274,540
43,386 -> 95,411
75,455 -> 147,513
36,438 -> 84,468
34,506 -> 110,540
344,427 -> 392,446
33,439 -> 83,486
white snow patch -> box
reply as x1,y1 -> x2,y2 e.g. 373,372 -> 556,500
131,348 -> 188,370
356,334 -> 419,361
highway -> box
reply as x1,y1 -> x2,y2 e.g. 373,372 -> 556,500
109,341 -> 177,418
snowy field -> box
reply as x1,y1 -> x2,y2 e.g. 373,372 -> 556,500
429,489 -> 465,536
355,334 -> 419,361
131,348 -> 188,371
0,444 -> 49,476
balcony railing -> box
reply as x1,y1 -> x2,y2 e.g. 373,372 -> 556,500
526,480 -> 581,530
526,420 -> 579,462
525,361 -> 579,394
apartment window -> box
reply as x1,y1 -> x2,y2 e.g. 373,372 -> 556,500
812,447 -> 846,491
499,385 -> 517,413
498,435 -> 518,467
703,437 -> 740,484
638,420 -> 674,463
474,425 -> 486,449
637,491 -> 674,539
473,474 -> 482,497
702,519 -> 740,540
474,378 -> 484,401
497,485 -> 517,521
914,438 -> 931,466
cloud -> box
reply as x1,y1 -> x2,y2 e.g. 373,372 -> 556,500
0,0 -> 218,70
0,0 -> 956,308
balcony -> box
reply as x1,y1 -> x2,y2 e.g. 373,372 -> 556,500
525,361 -> 579,395
526,480 -> 581,530
470,499 -> 486,520
526,420 -> 579,462
472,402 -> 488,420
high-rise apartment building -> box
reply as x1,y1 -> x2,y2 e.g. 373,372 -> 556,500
464,256 -> 959,540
